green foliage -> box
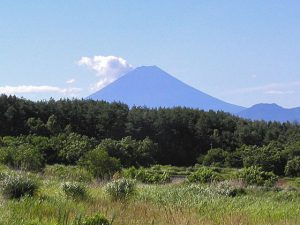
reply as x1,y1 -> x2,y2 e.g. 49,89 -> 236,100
202,148 -> 228,167
79,147 -> 120,179
0,144 -> 44,171
1,95 -> 300,167
283,141 -> 300,160
105,178 -> 136,201
0,173 -> 39,199
26,117 -> 48,135
285,157 -> 300,177
123,167 -> 170,184
98,136 -> 157,167
241,142 -> 286,175
0,135 -> 58,165
187,167 -> 219,183
225,151 -> 243,168
81,213 -> 110,225
14,144 -> 45,171
237,166 -> 278,187
46,114 -> 61,135
62,182 -> 87,200
44,164 -> 93,182
149,164 -> 193,176
58,133 -> 96,165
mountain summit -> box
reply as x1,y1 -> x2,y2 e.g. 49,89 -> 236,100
88,66 -> 245,113
237,103 -> 300,122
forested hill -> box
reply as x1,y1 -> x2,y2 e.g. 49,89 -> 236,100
1,94 -> 300,166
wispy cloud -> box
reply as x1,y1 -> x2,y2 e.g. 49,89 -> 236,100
66,79 -> 76,84
78,55 -> 133,91
0,85 -> 82,95
229,81 -> 300,95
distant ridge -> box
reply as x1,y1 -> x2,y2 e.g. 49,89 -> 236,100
237,103 -> 300,122
87,66 -> 245,113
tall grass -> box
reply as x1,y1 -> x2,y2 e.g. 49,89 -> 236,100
1,165 -> 300,224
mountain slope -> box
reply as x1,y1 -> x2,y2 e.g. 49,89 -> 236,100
237,103 -> 300,122
88,66 -> 245,113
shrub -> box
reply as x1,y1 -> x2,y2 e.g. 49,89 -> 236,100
237,166 -> 278,187
285,157 -> 300,177
62,182 -> 87,200
58,133 -> 96,165
0,173 -> 39,199
283,141 -> 300,160
202,148 -> 228,167
214,181 -> 246,197
98,136 -> 157,168
0,144 -> 44,171
105,178 -> 136,201
82,213 -> 110,225
0,164 -> 9,181
44,164 -> 93,182
225,151 -> 243,168
187,167 -> 219,183
123,167 -> 170,184
79,147 -> 120,179
241,143 -> 285,175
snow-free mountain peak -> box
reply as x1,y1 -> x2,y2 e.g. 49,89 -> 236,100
237,103 -> 300,122
88,66 -> 245,113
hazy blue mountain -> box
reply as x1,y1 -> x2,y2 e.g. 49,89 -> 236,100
88,66 -> 245,113
237,103 -> 300,122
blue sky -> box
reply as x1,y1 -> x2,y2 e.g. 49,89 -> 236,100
1,0 -> 300,107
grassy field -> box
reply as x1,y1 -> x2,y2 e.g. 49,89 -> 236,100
1,165 -> 300,225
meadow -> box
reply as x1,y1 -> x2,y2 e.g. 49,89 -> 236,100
1,164 -> 300,225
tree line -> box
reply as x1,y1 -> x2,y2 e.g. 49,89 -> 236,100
1,94 -> 300,175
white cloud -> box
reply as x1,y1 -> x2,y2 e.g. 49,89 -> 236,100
229,81 -> 300,95
0,85 -> 82,95
264,90 -> 295,95
66,79 -> 76,84
78,55 -> 133,90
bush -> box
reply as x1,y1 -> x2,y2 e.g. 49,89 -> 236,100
105,178 -> 136,201
98,136 -> 157,168
187,167 -> 219,183
283,141 -> 300,160
0,173 -> 39,199
44,164 -> 93,182
225,151 -> 243,168
214,181 -> 246,197
0,144 -> 44,171
202,148 -> 228,167
79,147 -> 120,179
241,143 -> 285,175
82,213 -> 110,225
237,166 -> 278,187
123,167 -> 170,184
62,182 -> 87,200
58,133 -> 96,165
285,157 -> 300,177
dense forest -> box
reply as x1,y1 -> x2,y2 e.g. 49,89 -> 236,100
1,94 -> 300,176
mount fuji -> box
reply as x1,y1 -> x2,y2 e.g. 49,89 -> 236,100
87,66 -> 245,113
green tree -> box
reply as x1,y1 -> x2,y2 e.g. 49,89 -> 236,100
26,118 -> 48,135
58,133 -> 96,164
98,136 -> 156,167
285,157 -> 300,177
202,148 -> 228,167
241,142 -> 286,175
46,114 -> 61,135
79,147 -> 120,179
